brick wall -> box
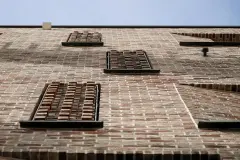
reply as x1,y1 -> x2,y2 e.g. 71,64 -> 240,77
180,83 -> 240,92
0,28 -> 239,160
172,32 -> 240,42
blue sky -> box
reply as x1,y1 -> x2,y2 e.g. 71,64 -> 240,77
1,0 -> 240,25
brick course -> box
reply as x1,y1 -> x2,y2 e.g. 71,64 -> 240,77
0,28 -> 239,159
172,32 -> 240,42
180,82 -> 240,92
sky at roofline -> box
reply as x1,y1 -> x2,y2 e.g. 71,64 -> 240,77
1,0 -> 240,26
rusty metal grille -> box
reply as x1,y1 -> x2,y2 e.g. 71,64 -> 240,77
19,82 -> 103,128
62,31 -> 103,46
104,50 -> 160,73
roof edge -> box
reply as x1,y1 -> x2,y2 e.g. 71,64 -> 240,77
0,25 -> 240,28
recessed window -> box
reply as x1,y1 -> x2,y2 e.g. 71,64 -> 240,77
62,31 -> 103,46
104,50 -> 160,73
180,41 -> 240,46
172,33 -> 240,46
20,82 -> 103,129
179,82 -> 240,129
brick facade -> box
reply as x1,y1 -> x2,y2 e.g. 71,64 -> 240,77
172,32 -> 240,42
180,82 -> 240,92
0,28 -> 239,160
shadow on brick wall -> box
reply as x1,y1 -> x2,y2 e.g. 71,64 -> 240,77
0,42 -> 106,69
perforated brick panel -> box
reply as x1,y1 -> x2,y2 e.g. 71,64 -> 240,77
173,33 -> 240,42
179,82 -> 240,129
104,50 -> 160,73
180,82 -> 240,93
173,33 -> 240,46
0,152 -> 221,160
180,41 -> 240,46
19,82 -> 103,128
62,31 -> 103,46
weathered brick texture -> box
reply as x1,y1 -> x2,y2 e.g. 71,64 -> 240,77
172,32 -> 240,42
180,82 -> 240,92
0,28 -> 239,160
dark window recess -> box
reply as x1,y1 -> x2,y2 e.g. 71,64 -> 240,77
198,121 -> 240,129
115,153 -> 221,160
104,50 -> 160,73
180,83 -> 240,93
19,82 -> 103,128
62,31 -> 103,46
172,33 -> 240,42
179,41 -> 240,46
172,33 -> 240,46
0,152 -> 221,160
